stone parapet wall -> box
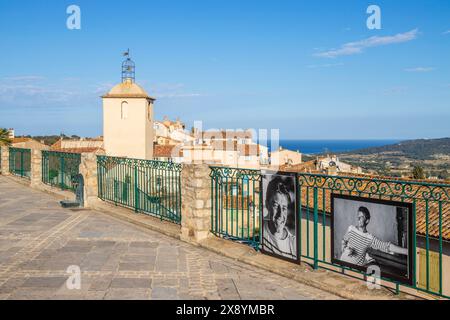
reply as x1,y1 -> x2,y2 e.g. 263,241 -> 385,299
0,146 -> 10,175
80,153 -> 98,208
30,149 -> 42,187
2,146 -> 214,245
180,164 -> 212,243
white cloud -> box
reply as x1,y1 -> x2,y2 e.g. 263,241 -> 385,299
0,76 -> 81,108
443,30 -> 450,35
93,82 -> 116,95
315,29 -> 419,58
382,86 -> 408,96
148,83 -> 206,99
155,93 -> 204,98
306,63 -> 344,69
92,81 -> 205,99
404,67 -> 435,72
2,75 -> 46,81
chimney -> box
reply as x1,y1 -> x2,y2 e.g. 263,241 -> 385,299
327,165 -> 337,176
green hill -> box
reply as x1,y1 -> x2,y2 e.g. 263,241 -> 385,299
346,138 -> 450,160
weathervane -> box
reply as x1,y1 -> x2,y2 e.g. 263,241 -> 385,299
121,49 -> 135,83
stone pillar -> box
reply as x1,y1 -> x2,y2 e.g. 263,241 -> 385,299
180,164 -> 212,243
0,146 -> 10,175
30,149 -> 42,187
79,153 -> 98,208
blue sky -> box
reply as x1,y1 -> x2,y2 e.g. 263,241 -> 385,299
0,0 -> 449,139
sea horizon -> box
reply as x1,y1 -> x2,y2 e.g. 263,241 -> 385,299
271,139 -> 402,155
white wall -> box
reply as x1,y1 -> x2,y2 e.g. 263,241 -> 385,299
103,98 -> 154,159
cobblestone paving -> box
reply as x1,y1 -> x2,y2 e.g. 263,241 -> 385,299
0,176 -> 341,300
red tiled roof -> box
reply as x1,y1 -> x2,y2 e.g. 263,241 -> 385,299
154,145 -> 183,158
281,160 -> 318,173
12,138 -> 33,144
201,130 -> 253,140
51,147 -> 104,154
207,141 -> 260,156
50,139 -> 104,154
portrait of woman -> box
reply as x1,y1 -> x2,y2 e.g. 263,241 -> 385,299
261,172 -> 298,262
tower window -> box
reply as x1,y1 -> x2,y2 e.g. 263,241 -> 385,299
121,101 -> 128,119
147,102 -> 152,121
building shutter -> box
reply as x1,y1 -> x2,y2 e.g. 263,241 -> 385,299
418,249 -> 440,293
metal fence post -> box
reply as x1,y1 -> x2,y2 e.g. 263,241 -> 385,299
20,149 -> 24,177
313,186 -> 319,270
60,155 -> 65,190
134,165 -> 139,213
98,160 -> 103,200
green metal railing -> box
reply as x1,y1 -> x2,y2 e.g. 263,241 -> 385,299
97,155 -> 182,224
210,166 -> 262,249
42,151 -> 81,192
9,147 -> 31,178
210,167 -> 450,299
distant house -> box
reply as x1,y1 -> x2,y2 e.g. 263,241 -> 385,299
50,138 -> 105,154
181,129 -> 269,168
11,138 -> 49,151
153,144 -> 183,163
153,118 -> 194,145
193,142 -> 266,168
270,147 -> 302,167
155,136 -> 179,146
316,155 -> 362,174
196,130 -> 253,146
281,155 -> 362,175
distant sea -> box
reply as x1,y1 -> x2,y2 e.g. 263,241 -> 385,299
273,140 -> 401,155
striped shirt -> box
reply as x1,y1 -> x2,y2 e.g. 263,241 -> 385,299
263,222 -> 297,260
340,225 -> 391,266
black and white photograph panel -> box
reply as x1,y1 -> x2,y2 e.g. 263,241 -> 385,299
261,171 -> 298,263
331,194 -> 413,285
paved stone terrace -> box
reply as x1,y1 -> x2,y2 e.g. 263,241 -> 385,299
0,176 -> 341,300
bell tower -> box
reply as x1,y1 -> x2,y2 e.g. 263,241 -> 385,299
102,51 -> 155,159
121,49 -> 135,83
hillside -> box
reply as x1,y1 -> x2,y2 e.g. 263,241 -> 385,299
346,138 -> 450,160
337,138 -> 450,179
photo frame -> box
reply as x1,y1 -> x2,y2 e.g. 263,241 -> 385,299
260,171 -> 299,264
331,194 -> 414,286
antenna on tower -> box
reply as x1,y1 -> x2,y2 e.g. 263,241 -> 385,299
121,49 -> 135,83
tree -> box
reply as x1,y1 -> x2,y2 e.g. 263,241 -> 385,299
0,128 -> 12,146
412,166 -> 425,180
438,170 -> 449,180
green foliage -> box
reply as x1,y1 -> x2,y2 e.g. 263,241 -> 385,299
49,169 -> 59,180
15,133 -> 85,146
438,170 -> 449,180
412,166 -> 426,180
0,128 -> 12,146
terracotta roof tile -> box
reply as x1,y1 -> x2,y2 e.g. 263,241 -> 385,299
154,145 -> 183,158
50,147 -> 104,154
201,131 -> 253,139
12,138 -> 33,143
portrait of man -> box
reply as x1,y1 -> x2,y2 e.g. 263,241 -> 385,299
261,172 -> 298,262
332,194 -> 413,285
